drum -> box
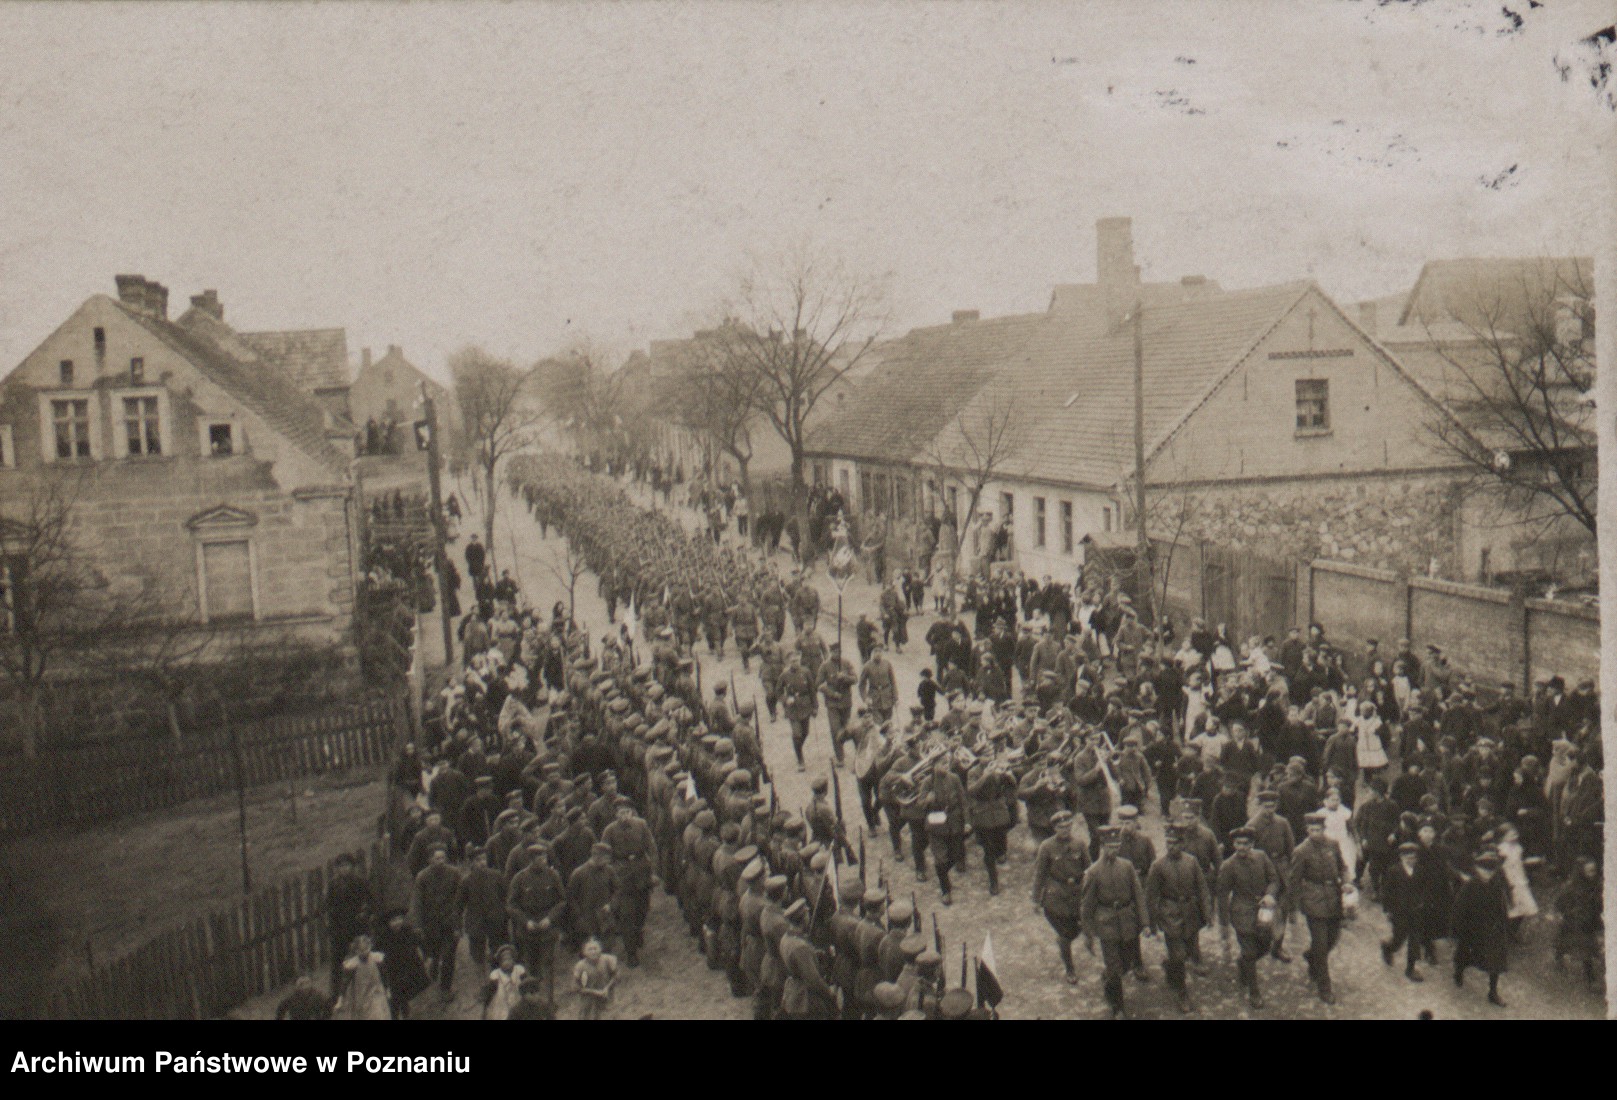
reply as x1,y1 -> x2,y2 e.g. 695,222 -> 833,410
926,811 -> 950,837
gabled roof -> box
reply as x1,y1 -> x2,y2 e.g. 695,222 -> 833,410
1003,282 -> 1313,489
116,302 -> 352,476
807,311 -> 1047,464
237,327 -> 350,392
359,345 -> 447,398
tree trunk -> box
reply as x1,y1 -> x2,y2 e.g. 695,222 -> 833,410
790,448 -> 812,568
20,687 -> 42,758
167,697 -> 185,745
483,462 -> 498,572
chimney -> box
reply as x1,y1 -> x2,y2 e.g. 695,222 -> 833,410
189,289 -> 223,321
1097,217 -> 1140,332
362,347 -> 373,370
1358,301 -> 1378,335
146,281 -> 168,320
388,345 -> 401,358
115,274 -> 148,313
951,310 -> 979,324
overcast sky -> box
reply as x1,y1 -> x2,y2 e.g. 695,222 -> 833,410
1,0 -> 1611,383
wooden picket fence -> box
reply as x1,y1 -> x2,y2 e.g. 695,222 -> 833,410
46,843 -> 389,1020
0,699 -> 406,837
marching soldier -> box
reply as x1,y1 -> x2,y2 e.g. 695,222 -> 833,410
806,775 -> 858,866
819,644 -> 857,766
1288,810 -> 1348,1004
1246,789 -> 1296,963
780,899 -> 837,1019
859,643 -> 899,726
853,892 -> 888,1019
731,595 -> 760,671
829,880 -> 866,1019
1145,824 -> 1213,1013
781,652 -> 818,771
1114,805 -> 1156,982
1080,826 -> 1148,1019
601,797 -> 659,967
1215,827 -> 1281,1009
757,635 -> 786,722
507,842 -> 566,1001
1031,810 -> 1090,984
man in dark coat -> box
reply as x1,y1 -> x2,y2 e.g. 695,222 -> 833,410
1451,851 -> 1512,1007
410,846 -> 464,997
567,842 -> 620,953
324,854 -> 374,995
1145,824 -> 1213,1013
1378,841 -> 1430,981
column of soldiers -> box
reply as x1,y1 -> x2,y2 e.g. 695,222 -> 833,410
486,455 -> 1603,1018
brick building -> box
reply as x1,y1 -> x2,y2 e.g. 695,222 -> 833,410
0,275 -> 361,656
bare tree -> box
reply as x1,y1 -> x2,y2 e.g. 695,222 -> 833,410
1420,260 -> 1596,554
544,538 -> 591,624
450,347 -> 545,565
0,472 -> 160,756
106,598 -> 224,744
923,395 -> 1024,603
718,248 -> 887,561
534,344 -> 651,471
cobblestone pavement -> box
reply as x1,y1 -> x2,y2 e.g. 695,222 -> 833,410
240,472 -> 1604,1020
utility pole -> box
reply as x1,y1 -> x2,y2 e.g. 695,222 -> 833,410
421,382 -> 456,664
1132,294 -> 1152,623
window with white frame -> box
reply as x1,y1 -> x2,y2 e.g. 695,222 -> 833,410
1034,497 -> 1047,548
1295,379 -> 1330,432
1060,500 -> 1073,554
122,395 -> 162,456
198,539 -> 255,622
48,397 -> 93,461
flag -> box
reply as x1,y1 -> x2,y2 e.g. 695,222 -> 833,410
976,932 -> 1004,1010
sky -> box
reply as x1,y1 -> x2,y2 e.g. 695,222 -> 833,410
0,0 -> 1612,384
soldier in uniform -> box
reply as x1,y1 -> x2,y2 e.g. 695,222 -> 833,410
1175,800 -> 1220,973
756,875 -> 791,1020
1071,731 -> 1114,857
410,846 -> 464,999
1113,805 -> 1156,982
1246,789 -> 1296,963
737,858 -> 768,998
806,776 -> 858,866
1031,810 -> 1090,984
757,635 -> 786,722
781,651 -> 818,771
566,842 -> 619,955
456,845 -> 510,977
967,756 -> 1015,896
1215,827 -> 1281,1009
819,644 -> 857,766
829,880 -> 866,1019
1288,810 -> 1348,1004
1081,826 -> 1149,1018
1145,824 -> 1213,1013
923,756 -> 968,905
507,842 -> 567,1001
731,595 -> 760,671
853,892 -> 888,1019
780,898 -> 837,1019
702,587 -> 729,657
859,643 -> 899,726
760,582 -> 787,643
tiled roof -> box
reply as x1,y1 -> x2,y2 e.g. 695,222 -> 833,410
807,311 -> 1047,464
238,327 -> 350,392
118,303 -> 352,476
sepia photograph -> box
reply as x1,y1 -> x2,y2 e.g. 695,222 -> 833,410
0,0 -> 1613,1028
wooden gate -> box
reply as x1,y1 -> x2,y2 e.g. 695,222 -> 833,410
1198,544 -> 1296,644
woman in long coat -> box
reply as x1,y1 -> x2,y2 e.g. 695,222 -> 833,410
1451,852 -> 1512,1007
335,935 -> 391,1020
373,912 -> 431,1019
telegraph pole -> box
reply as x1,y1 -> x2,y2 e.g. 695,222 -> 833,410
421,383 -> 456,663
1132,294 -> 1152,622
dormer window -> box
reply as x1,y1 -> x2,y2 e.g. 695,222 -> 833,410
130,357 -> 144,384
59,360 -> 74,386
208,422 -> 235,456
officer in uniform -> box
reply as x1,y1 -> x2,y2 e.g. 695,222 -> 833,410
819,644 -> 857,766
1215,827 -> 1281,1009
1288,810 -> 1348,1004
757,635 -> 786,722
1081,825 -> 1149,1018
1145,824 -> 1213,1013
859,643 -> 899,726
1031,810 -> 1090,984
731,595 -> 760,671
781,652 -> 818,771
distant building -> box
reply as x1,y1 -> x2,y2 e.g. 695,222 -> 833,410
349,344 -> 452,444
0,274 -> 360,655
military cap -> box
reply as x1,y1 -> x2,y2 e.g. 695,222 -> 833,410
752,803 -> 772,819
734,844 -> 759,865
694,810 -> 717,829
839,880 -> 865,905
1255,789 -> 1279,805
1397,841 -> 1420,855
495,943 -> 517,960
427,842 -> 448,856
1303,811 -> 1328,826
887,900 -> 914,926
784,898 -> 810,922
861,892 -> 888,913
916,949 -> 942,969
474,775 -> 495,787
800,841 -> 823,859
715,737 -> 736,754
872,982 -> 905,1011
590,842 -> 613,856
465,843 -> 486,859
809,850 -> 831,871
1164,825 -> 1186,842
737,700 -> 756,716
720,822 -> 741,843
811,776 -> 830,793
1050,809 -> 1075,828
898,1009 -> 928,1021
899,935 -> 927,960
678,657 -> 695,670
614,795 -> 634,809
730,768 -> 754,786
764,874 -> 789,895
1115,805 -> 1139,821
1229,827 -> 1256,842
938,989 -> 975,1019
1097,825 -> 1122,843
1179,799 -> 1204,816
741,859 -> 765,882
783,815 -> 806,835
1474,851 -> 1503,870
608,697 -> 631,713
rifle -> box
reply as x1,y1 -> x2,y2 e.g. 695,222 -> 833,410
858,827 -> 867,887
933,914 -> 945,989
910,891 -> 921,932
829,766 -> 853,865
961,942 -> 968,989
753,703 -> 772,788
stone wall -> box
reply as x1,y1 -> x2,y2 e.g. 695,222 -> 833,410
1153,473 -> 1461,578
